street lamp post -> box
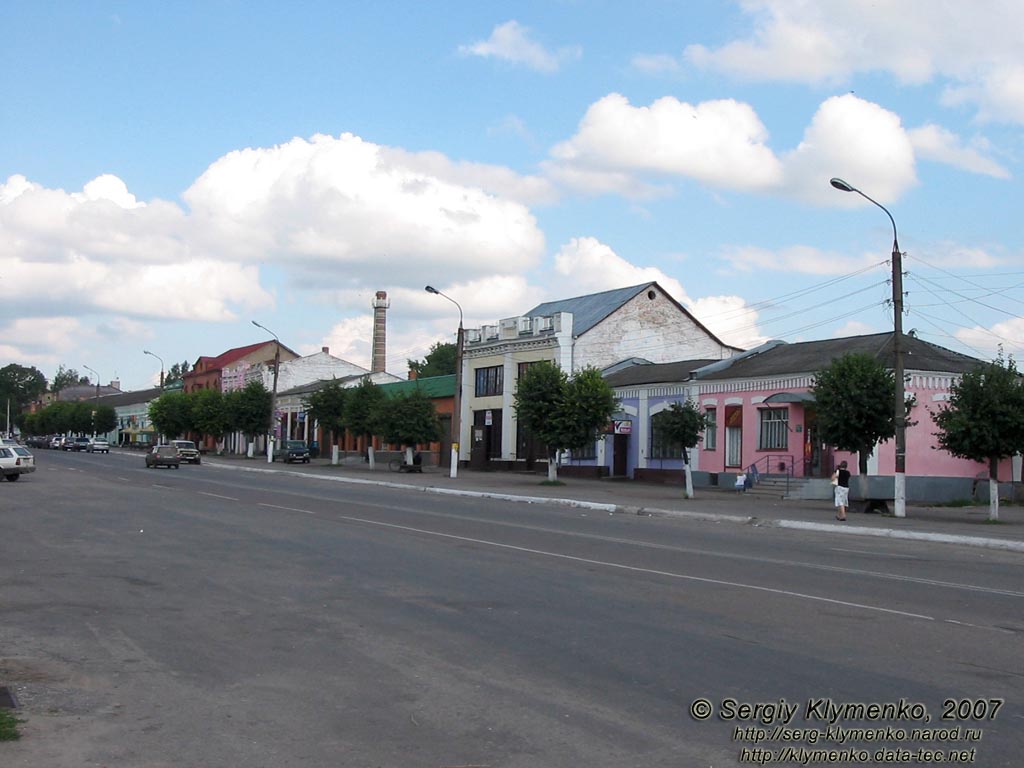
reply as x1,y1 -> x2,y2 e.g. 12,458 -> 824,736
830,177 -> 907,518
252,320 -> 281,463
144,349 -> 165,392
425,285 -> 464,479
83,364 -> 100,438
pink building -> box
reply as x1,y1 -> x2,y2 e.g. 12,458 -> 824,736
692,333 -> 1017,484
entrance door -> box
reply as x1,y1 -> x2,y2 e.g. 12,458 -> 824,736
613,433 -> 629,477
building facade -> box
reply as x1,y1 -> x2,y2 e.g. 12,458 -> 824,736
458,282 -> 739,469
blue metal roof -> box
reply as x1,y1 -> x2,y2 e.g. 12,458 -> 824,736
525,283 -> 654,337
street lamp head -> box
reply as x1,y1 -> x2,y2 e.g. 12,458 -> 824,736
830,177 -> 856,193
424,286 -> 439,295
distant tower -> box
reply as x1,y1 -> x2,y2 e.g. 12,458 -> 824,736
371,290 -> 390,373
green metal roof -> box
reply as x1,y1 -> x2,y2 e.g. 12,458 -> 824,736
379,374 -> 456,399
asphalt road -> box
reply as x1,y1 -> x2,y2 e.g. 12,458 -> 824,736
2,449 -> 1022,767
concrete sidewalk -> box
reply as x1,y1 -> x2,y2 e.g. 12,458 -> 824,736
205,454 -> 1024,553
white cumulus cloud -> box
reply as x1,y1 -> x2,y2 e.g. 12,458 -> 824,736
683,0 -> 1024,125
459,20 -> 581,73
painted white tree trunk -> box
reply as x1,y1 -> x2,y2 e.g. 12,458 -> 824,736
684,462 -> 694,499
367,445 -> 376,470
331,444 -> 339,465
548,453 -> 558,482
989,477 -> 1000,521
406,446 -> 414,465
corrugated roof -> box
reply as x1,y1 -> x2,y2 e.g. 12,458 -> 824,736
380,374 -> 456,399
277,374 -> 367,397
697,333 -> 984,380
604,360 -> 719,388
525,283 -> 655,337
89,387 -> 162,407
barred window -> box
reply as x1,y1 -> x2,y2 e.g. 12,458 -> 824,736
475,365 -> 503,397
650,411 -> 684,459
758,408 -> 789,450
704,407 -> 717,450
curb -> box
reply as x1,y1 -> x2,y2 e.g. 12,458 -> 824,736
205,459 -> 1022,553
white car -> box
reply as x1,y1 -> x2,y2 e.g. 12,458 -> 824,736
171,440 -> 201,464
87,438 -> 110,453
0,445 -> 35,481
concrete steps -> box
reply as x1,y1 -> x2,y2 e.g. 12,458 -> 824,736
744,474 -> 812,499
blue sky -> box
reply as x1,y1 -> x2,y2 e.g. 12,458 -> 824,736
2,1 -> 1022,391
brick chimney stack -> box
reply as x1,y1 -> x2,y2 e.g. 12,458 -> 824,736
371,290 -> 390,373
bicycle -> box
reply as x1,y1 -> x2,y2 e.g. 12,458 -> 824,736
388,454 -> 423,473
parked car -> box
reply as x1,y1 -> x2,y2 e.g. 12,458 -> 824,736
0,445 -> 35,481
65,436 -> 91,452
87,438 -> 110,454
50,435 -> 64,449
273,439 -> 311,463
170,440 -> 201,464
145,445 -> 180,469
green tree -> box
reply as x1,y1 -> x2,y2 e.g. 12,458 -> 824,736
811,353 -> 897,475
0,364 -> 47,413
657,400 -> 710,498
51,364 -> 89,394
304,380 -> 350,447
514,362 -> 619,482
932,354 -> 1024,521
164,361 -> 191,387
347,378 -> 386,449
92,404 -> 117,436
190,389 -> 228,446
149,391 -> 194,440
36,401 -> 75,434
377,389 -> 441,463
408,342 -> 457,378
224,381 -> 272,443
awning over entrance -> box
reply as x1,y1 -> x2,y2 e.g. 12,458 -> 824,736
764,392 -> 815,404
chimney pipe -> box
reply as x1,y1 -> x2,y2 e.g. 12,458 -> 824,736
371,290 -> 389,373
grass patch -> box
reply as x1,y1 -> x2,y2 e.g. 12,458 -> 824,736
539,480 -> 566,487
0,708 -> 23,741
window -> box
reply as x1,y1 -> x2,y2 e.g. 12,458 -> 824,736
758,408 -> 789,450
475,365 -> 503,397
650,411 -> 684,460
704,407 -> 717,450
570,440 -> 597,460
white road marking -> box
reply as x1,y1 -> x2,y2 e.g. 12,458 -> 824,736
256,501 -> 935,622
199,491 -> 240,501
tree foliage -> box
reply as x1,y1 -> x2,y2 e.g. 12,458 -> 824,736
811,353 -> 897,474
224,381 -> 272,440
164,361 -> 191,387
513,362 -> 619,481
0,364 -> 47,412
51,364 -> 89,393
191,388 -> 228,443
932,354 -> 1024,520
408,342 -> 457,378
346,378 -> 386,444
304,380 -> 349,444
377,389 -> 441,448
657,401 -> 709,460
148,391 -> 193,439
92,404 -> 117,435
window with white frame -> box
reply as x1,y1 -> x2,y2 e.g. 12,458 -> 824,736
758,408 -> 789,450
704,407 -> 717,450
